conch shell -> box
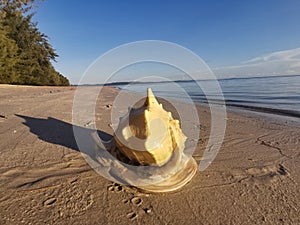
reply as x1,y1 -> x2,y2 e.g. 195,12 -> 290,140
114,88 -> 187,166
105,88 -> 197,192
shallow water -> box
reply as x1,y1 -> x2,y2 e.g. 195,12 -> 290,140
117,75 -> 300,118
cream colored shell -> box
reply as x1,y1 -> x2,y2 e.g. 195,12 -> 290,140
114,88 -> 187,166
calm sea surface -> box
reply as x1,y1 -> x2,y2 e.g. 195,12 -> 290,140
117,75 -> 300,118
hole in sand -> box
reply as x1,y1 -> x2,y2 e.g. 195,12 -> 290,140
131,197 -> 142,206
44,198 -> 57,206
127,212 -> 137,220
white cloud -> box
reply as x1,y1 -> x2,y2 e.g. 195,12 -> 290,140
212,48 -> 300,79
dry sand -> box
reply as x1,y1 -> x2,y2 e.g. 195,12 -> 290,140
0,85 -> 299,225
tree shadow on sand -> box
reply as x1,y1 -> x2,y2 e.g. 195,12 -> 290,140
16,114 -> 112,153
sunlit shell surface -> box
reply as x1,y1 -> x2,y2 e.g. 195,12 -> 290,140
114,88 -> 187,166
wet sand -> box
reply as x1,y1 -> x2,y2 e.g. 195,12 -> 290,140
0,85 -> 299,225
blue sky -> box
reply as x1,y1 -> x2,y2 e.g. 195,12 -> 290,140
34,0 -> 300,84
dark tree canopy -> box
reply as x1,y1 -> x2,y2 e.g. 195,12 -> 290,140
0,0 -> 70,86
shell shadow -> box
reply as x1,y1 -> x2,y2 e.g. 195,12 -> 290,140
16,114 -> 133,185
16,114 -> 112,152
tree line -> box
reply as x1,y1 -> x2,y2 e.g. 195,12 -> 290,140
0,0 -> 70,86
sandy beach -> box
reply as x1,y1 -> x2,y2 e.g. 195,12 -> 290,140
0,85 -> 299,225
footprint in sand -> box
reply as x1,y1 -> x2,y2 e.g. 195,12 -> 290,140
107,183 -> 123,193
245,164 -> 288,183
107,182 -> 153,220
47,181 -> 94,215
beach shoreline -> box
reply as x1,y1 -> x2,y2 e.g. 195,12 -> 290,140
0,85 -> 299,224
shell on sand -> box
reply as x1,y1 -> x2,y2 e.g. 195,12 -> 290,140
114,88 -> 187,166
111,88 -> 197,192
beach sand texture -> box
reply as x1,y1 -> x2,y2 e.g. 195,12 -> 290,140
0,85 -> 299,225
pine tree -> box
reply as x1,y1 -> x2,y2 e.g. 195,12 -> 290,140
0,0 -> 70,86
0,23 -> 19,83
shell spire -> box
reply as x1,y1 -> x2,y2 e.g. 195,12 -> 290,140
145,88 -> 159,108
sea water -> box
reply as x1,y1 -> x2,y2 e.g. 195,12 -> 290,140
117,75 -> 300,118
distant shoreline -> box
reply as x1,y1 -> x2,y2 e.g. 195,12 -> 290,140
77,74 -> 300,87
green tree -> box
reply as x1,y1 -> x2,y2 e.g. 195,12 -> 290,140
0,24 -> 19,83
0,0 -> 70,86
